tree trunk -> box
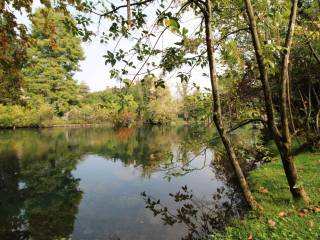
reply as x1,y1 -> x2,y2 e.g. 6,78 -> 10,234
243,0 -> 282,144
244,0 -> 309,203
127,0 -> 132,30
316,110 -> 320,133
288,61 -> 296,132
203,0 -> 261,210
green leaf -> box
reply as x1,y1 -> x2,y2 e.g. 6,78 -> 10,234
163,18 -> 180,32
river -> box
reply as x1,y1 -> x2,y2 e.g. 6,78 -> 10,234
0,126 -> 258,240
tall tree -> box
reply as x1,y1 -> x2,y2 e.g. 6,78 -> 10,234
201,0 -> 260,210
243,0 -> 309,202
23,8 -> 84,115
0,0 -> 86,105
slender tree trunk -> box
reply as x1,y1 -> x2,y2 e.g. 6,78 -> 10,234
243,0 -> 282,144
312,87 -> 320,106
307,40 -> 320,66
299,88 -> 309,123
316,110 -> 320,133
307,82 -> 312,130
279,0 -> 301,198
127,0 -> 132,30
203,0 -> 261,210
288,62 -> 296,132
244,0 -> 309,202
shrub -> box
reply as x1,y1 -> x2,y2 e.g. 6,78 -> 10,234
145,97 -> 177,125
67,105 -> 111,124
38,104 -> 55,126
113,111 -> 136,128
0,104 -> 38,127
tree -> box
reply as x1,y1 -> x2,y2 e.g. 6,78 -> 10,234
201,0 -> 260,210
243,0 -> 309,202
78,81 -> 90,97
0,6 -> 29,104
23,8 -> 84,116
289,1 -> 320,137
177,83 -> 212,125
138,75 -> 177,124
0,0 -> 87,104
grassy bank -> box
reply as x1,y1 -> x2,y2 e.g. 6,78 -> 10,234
213,151 -> 320,239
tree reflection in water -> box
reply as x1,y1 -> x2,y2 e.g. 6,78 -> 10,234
0,126 -> 261,239
141,148 -> 246,240
0,134 -> 83,240
142,184 -> 243,240
141,127 -> 265,240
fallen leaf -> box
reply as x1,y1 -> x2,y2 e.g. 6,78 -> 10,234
248,233 -> 253,240
299,208 -> 309,217
314,207 -> 320,213
278,211 -> 287,217
267,219 -> 276,227
259,187 -> 269,193
309,220 -> 314,227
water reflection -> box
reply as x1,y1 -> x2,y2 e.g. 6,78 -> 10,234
0,143 -> 82,240
0,126 -> 255,239
142,184 -> 243,240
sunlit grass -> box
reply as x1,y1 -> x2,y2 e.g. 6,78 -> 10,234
212,152 -> 320,239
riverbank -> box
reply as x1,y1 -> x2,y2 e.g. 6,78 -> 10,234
212,151 -> 320,239
0,121 -> 182,130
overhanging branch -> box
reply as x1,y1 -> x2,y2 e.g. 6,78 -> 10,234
227,118 -> 267,133
91,0 -> 154,17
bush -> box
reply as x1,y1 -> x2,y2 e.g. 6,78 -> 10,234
66,105 -> 114,124
145,97 -> 177,125
38,104 -> 55,126
113,111 -> 136,128
0,104 -> 37,127
0,104 -> 55,128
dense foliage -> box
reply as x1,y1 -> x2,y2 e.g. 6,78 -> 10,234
23,8 -> 85,116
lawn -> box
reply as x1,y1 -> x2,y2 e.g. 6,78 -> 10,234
212,151 -> 320,239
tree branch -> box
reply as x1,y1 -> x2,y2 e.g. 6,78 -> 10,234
307,40 -> 320,66
91,0 -> 154,17
226,118 -> 267,134
214,27 -> 250,49
208,118 -> 266,143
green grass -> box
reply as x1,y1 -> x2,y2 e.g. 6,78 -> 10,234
212,152 -> 320,240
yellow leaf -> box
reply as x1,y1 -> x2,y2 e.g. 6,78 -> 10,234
278,211 -> 287,217
259,187 -> 269,193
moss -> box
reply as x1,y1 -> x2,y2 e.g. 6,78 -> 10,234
212,152 -> 320,239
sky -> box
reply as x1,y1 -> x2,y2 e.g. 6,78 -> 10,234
17,0 -> 213,94
74,38 -> 119,92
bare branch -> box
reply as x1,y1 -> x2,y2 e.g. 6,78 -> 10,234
91,0 -> 154,17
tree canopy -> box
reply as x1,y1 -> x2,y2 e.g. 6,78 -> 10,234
23,8 -> 84,115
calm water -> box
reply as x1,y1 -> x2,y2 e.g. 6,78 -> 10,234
0,126 -> 251,240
